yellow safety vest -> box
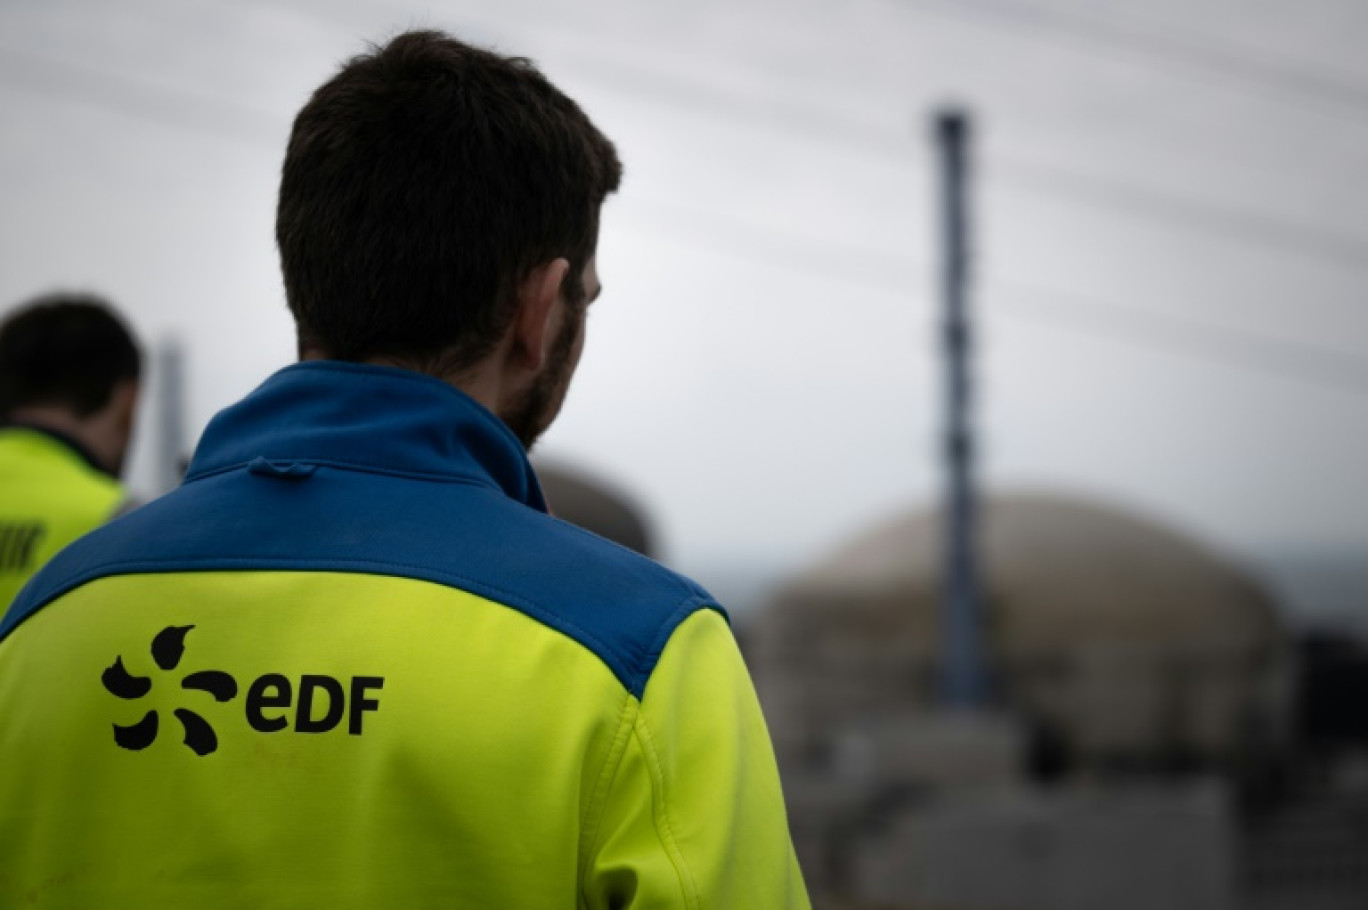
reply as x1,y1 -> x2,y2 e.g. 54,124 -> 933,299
0,427 -> 123,610
0,363 -> 809,908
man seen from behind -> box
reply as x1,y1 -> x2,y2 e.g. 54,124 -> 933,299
0,294 -> 140,610
0,30 -> 809,908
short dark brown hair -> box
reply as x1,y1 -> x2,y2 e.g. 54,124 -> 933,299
0,293 -> 141,418
276,30 -> 622,370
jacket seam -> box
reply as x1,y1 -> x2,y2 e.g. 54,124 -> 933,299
1,562 -> 637,688
577,693 -> 639,908
643,599 -> 726,677
634,710 -> 702,910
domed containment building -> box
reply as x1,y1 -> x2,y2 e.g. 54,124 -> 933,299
531,459 -> 655,558
751,493 -> 1291,778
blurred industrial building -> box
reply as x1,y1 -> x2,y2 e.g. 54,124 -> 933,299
740,493 -> 1368,910
503,456 -> 1368,909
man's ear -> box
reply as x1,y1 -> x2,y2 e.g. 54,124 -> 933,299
83,378 -> 140,478
111,379 -> 139,437
511,258 -> 571,372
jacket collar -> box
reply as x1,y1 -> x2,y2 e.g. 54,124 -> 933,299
185,361 -> 547,512
0,422 -> 115,480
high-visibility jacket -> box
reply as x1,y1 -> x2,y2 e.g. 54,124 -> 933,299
0,362 -> 809,909
0,426 -> 124,610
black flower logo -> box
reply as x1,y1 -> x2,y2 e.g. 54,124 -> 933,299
101,625 -> 238,756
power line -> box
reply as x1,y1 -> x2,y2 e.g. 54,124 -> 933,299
3,42 -> 1366,398
987,280 -> 1368,395
624,196 -> 1368,398
4,39 -> 1367,280
623,196 -> 916,294
900,0 -> 1368,122
989,160 -> 1368,275
549,44 -> 1368,277
0,47 -> 282,149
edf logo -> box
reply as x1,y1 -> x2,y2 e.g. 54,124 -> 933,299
102,625 -> 384,756
246,674 -> 383,735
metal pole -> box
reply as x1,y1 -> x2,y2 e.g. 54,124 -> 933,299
155,339 -> 187,495
934,108 -> 987,708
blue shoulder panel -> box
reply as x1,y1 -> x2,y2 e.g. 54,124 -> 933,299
0,466 -> 722,698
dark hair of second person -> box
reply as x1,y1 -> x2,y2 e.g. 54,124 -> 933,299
0,293 -> 141,420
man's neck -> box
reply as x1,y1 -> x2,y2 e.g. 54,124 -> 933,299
299,350 -> 508,418
5,407 -> 116,477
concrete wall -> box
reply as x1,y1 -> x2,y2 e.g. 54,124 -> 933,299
852,783 -> 1235,910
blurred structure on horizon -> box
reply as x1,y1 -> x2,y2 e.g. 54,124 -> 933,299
745,492 -> 1368,910
533,458 -> 656,558
153,338 -> 188,495
756,493 -> 1291,779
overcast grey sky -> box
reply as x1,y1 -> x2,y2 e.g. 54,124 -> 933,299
1,0 -> 1365,612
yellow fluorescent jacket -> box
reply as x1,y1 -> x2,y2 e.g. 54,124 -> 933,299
0,362 -> 810,909
0,426 -> 124,611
